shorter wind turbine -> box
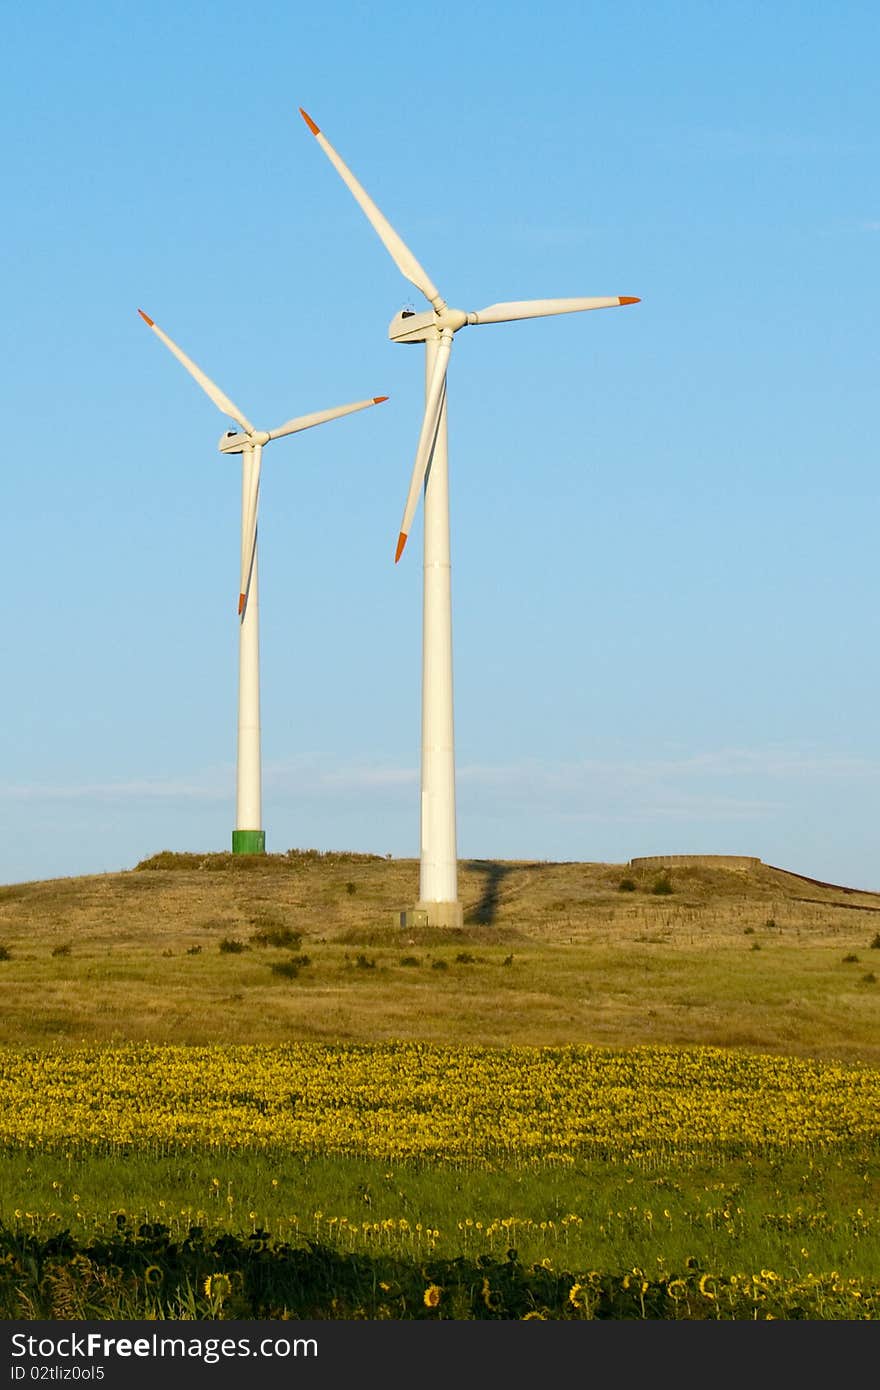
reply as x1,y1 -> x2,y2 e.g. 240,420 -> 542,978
137,308 -> 388,854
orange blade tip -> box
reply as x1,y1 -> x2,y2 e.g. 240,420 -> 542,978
373,395 -> 389,404
394,532 -> 407,564
299,107 -> 320,135
137,308 -> 154,326
238,593 -> 246,615
618,296 -> 640,306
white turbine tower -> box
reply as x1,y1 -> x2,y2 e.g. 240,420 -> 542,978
137,307 -> 388,855
299,108 -> 639,927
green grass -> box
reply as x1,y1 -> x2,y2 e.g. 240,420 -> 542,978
3,1148 -> 878,1282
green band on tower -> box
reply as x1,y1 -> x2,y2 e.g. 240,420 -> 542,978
232,830 -> 266,855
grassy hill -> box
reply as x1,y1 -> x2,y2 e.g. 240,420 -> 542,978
0,851 -> 878,1059
2,852 -> 880,1321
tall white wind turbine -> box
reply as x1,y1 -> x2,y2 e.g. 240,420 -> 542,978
137,307 -> 388,855
300,108 -> 639,925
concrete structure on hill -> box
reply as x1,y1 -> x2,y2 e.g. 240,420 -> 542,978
629,855 -> 762,871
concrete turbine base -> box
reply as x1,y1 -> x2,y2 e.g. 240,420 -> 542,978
418,900 -> 464,928
398,901 -> 464,930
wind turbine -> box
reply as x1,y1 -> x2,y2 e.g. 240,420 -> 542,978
137,307 -> 388,855
299,107 -> 639,926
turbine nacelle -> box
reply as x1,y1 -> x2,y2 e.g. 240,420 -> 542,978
388,307 -> 470,344
388,308 -> 438,344
218,429 -> 269,454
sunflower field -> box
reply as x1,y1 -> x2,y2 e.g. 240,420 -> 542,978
2,1042 -> 878,1161
2,1042 -> 878,1318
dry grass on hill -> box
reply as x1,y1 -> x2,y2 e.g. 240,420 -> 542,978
0,852 -> 878,1059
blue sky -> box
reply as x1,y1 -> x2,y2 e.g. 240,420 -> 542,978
3,1 -> 878,889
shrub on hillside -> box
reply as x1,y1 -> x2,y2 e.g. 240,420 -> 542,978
135,848 -> 383,874
270,959 -> 301,979
251,926 -> 302,949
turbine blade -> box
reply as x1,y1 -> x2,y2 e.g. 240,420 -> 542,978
298,108 -> 443,307
267,395 -> 389,442
396,335 -> 453,562
470,296 -> 640,325
137,309 -> 255,433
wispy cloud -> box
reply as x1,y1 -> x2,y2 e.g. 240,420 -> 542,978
456,755 -> 782,823
265,758 -> 417,793
0,774 -> 229,804
1,747 -> 875,819
605,748 -> 880,780
453,747 -> 880,827
460,747 -> 880,788
0,757 -> 418,806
